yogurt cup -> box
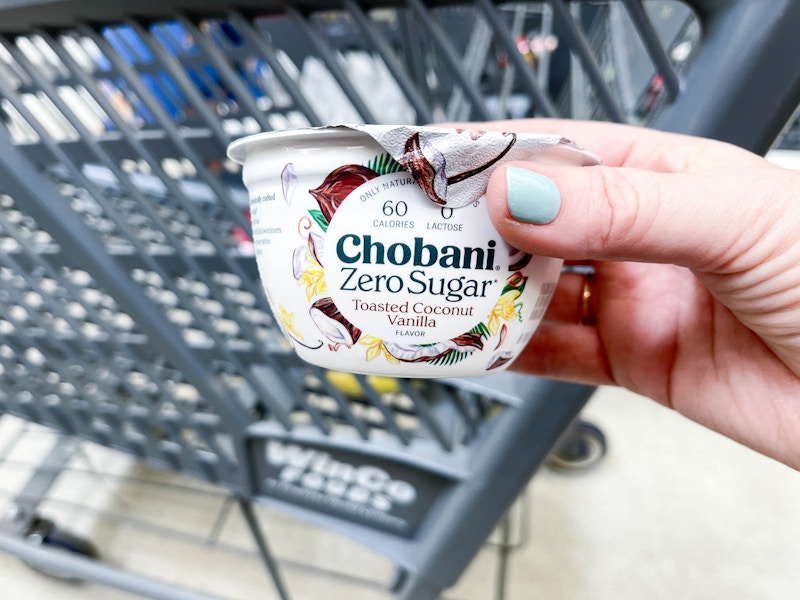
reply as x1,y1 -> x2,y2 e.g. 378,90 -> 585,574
228,125 -> 597,377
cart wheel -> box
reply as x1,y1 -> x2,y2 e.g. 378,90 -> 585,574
546,421 -> 607,471
23,517 -> 100,582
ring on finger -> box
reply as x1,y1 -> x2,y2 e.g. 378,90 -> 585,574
579,275 -> 595,326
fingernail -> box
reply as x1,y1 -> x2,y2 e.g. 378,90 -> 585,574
506,167 -> 561,224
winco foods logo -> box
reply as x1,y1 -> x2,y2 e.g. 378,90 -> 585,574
264,440 -> 417,513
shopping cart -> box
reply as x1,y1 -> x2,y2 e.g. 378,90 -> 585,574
0,1 -> 798,599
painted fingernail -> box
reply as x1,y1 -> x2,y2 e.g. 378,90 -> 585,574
506,166 -> 561,224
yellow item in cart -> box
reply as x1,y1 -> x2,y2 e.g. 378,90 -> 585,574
325,370 -> 400,397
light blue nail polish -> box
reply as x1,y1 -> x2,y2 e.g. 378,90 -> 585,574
506,166 -> 561,224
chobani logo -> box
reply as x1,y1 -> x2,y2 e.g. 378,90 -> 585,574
336,235 -> 497,270
335,235 -> 499,303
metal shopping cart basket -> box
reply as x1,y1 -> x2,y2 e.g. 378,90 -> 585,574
0,1 -> 798,598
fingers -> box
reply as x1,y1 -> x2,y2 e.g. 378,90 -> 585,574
523,268 -> 605,383
544,270 -> 591,323
509,323 -> 614,386
487,161 -> 794,273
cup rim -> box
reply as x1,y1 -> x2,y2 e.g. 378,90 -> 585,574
227,126 -> 369,165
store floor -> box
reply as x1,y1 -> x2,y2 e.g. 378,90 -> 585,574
1,385 -> 799,600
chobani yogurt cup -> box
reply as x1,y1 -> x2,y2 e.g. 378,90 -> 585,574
228,125 -> 597,377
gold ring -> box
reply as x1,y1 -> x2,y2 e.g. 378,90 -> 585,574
580,276 -> 594,326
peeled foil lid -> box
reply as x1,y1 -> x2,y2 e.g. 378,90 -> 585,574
345,124 -> 600,209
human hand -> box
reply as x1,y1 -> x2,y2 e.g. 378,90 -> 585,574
473,119 -> 800,470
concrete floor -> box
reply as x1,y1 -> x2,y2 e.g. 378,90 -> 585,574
0,385 -> 799,600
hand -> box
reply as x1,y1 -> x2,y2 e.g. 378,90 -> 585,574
474,119 -> 800,470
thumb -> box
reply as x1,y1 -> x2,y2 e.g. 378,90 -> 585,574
487,162 -> 789,272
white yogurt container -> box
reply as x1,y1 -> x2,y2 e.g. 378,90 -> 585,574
228,125 -> 596,377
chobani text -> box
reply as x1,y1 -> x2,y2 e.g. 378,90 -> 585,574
336,235 -> 497,270
335,234 -> 498,302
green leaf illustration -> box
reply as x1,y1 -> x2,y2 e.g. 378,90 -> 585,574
309,209 -> 329,232
469,322 -> 492,339
366,153 -> 404,176
428,349 -> 471,366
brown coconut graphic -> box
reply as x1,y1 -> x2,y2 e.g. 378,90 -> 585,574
309,297 -> 362,347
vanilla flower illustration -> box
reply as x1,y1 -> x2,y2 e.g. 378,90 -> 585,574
359,335 -> 401,364
297,261 -> 327,301
277,304 -> 303,340
292,231 -> 327,301
486,289 -> 523,336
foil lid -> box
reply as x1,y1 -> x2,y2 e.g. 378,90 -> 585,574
343,124 -> 598,209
